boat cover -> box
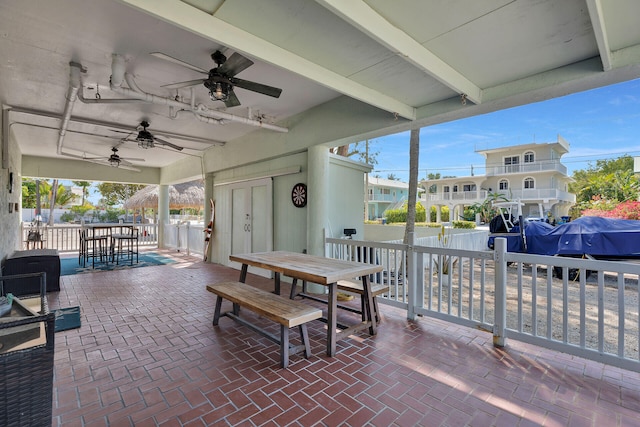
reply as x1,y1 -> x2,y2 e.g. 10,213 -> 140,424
525,216 -> 640,256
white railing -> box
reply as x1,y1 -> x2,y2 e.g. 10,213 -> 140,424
163,222 -> 205,257
486,160 -> 567,176
325,235 -> 640,371
427,190 -> 487,201
427,188 -> 575,204
368,194 -> 400,202
20,223 -> 158,252
495,189 -> 576,203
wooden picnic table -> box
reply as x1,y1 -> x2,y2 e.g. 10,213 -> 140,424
229,251 -> 383,357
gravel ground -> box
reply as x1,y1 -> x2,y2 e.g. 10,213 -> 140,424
420,260 -> 639,360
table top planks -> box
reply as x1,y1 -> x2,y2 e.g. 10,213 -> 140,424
229,251 -> 383,284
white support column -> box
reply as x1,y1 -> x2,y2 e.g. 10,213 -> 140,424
307,145 -> 329,294
493,237 -> 507,347
204,172 -> 215,262
158,185 -> 169,248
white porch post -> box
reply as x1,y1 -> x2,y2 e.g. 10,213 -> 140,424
493,237 -> 507,347
158,184 -> 169,248
307,145 -> 329,294
204,172 -> 215,262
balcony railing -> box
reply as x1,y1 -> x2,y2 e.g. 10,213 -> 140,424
494,188 -> 576,203
368,194 -> 400,202
325,234 -> 640,372
486,160 -> 567,176
426,188 -> 575,204
426,190 -> 487,202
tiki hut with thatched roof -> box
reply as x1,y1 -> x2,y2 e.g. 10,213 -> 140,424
123,181 -> 205,222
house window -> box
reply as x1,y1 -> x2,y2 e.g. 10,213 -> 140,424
524,177 -> 535,189
381,188 -> 390,195
504,156 -> 519,173
453,185 -> 458,192
524,151 -> 535,163
463,184 -> 475,192
499,180 -> 509,190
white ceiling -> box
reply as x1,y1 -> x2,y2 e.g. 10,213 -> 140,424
2,0 -> 640,175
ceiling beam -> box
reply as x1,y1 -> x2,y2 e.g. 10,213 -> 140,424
315,0 -> 482,105
586,0 -> 612,71
117,0 -> 416,120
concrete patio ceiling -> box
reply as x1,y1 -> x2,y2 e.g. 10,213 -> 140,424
2,0 -> 640,182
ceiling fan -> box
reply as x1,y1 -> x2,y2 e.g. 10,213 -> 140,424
82,147 -> 145,171
109,121 -> 184,151
153,50 -> 283,108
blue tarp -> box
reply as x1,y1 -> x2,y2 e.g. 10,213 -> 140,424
525,216 -> 640,257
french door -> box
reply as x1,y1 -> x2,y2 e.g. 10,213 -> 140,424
229,178 -> 273,277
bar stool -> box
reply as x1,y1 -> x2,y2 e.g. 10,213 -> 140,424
111,226 -> 139,265
84,226 -> 110,268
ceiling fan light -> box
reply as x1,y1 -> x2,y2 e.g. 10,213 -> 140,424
137,140 -> 154,149
109,158 -> 120,167
210,81 -> 229,101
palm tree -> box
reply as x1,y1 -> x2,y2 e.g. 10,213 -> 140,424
48,179 -> 58,226
403,128 -> 420,245
73,180 -> 92,206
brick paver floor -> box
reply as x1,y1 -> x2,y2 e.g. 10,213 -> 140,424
48,250 -> 640,426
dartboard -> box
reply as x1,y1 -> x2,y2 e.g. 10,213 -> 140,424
291,183 -> 307,208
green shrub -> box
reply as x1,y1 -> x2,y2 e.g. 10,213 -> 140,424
452,220 -> 476,229
384,202 -> 426,223
429,206 -> 450,222
60,211 -> 75,223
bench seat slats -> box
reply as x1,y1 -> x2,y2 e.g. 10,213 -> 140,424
207,281 -> 322,368
207,281 -> 321,327
336,280 -> 387,296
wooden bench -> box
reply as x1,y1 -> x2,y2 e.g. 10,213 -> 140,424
206,281 -> 322,368
336,280 -> 388,323
290,278 -> 387,324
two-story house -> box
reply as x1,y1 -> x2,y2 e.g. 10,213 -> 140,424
423,136 -> 576,223
366,176 -> 410,220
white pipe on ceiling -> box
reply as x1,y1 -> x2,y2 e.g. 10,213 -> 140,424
110,54 -> 288,133
57,62 -> 83,155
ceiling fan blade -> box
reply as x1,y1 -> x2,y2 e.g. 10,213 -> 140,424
83,158 -> 142,172
150,52 -> 207,73
108,129 -> 134,135
223,90 -> 241,108
161,79 -> 206,90
231,78 -> 282,98
218,52 -> 254,76
82,155 -> 109,161
153,137 -> 184,151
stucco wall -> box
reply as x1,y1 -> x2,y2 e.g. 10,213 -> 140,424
1,113 -> 23,262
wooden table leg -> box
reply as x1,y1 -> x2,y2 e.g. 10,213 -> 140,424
327,282 -> 337,357
274,272 -> 281,295
362,276 -> 377,335
239,264 -> 248,282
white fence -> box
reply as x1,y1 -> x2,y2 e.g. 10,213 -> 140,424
325,235 -> 640,372
20,223 -> 159,252
21,221 -> 208,259
162,222 -> 205,257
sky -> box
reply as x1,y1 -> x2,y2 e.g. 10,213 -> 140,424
367,78 -> 640,182
61,77 -> 640,204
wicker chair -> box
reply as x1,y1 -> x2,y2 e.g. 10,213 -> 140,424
0,272 -> 55,427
